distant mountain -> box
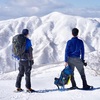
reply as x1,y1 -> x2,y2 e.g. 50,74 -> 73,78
0,12 -> 100,73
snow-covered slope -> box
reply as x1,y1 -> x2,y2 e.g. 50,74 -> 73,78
0,63 -> 100,100
0,12 -> 100,73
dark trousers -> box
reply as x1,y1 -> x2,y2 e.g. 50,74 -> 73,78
68,57 -> 87,87
16,60 -> 32,89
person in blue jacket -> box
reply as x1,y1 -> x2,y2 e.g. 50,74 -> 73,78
15,29 -> 35,92
65,28 -> 92,90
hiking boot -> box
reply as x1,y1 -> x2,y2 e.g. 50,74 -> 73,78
17,88 -> 24,92
69,86 -> 78,90
26,88 -> 36,93
83,85 -> 93,90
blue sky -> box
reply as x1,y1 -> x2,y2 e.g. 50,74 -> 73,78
66,0 -> 100,8
0,0 -> 100,20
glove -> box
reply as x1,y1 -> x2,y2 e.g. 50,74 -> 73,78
30,60 -> 34,66
82,60 -> 87,66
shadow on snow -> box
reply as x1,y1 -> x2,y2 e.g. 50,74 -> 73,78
35,87 -> 100,93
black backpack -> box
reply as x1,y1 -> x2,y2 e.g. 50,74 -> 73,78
12,34 -> 26,58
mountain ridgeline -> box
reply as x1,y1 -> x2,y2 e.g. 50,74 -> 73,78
0,12 -> 100,73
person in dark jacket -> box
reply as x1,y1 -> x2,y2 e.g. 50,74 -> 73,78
65,28 -> 92,90
15,29 -> 35,92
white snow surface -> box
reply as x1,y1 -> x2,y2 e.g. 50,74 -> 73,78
0,12 -> 100,73
0,62 -> 100,100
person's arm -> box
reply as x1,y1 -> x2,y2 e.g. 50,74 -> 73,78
65,41 -> 70,67
81,41 -> 84,61
28,47 -> 33,60
27,39 -> 34,65
28,46 -> 34,65
81,41 -> 88,66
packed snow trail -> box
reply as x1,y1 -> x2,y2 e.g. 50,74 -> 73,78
0,63 -> 100,100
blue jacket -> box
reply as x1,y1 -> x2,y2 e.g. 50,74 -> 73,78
25,38 -> 32,52
65,37 -> 84,62
24,38 -> 33,60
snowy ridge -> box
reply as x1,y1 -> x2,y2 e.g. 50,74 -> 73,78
0,12 -> 100,72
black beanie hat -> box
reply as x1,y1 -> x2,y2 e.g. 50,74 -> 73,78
22,29 -> 29,36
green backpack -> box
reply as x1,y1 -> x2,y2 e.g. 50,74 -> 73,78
12,34 -> 26,58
